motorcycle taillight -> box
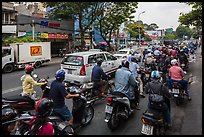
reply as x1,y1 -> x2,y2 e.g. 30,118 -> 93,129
107,97 -> 113,102
141,117 -> 153,125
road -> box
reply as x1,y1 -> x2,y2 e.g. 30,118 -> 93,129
2,47 -> 202,135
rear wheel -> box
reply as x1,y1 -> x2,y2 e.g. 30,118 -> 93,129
107,108 -> 120,130
34,61 -> 41,68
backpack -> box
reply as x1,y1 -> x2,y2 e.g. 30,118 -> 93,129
148,83 -> 165,111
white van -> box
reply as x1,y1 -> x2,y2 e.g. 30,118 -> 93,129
61,51 -> 122,83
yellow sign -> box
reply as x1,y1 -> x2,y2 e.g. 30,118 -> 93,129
30,46 -> 42,56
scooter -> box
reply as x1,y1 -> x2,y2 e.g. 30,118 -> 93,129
64,85 -> 95,134
171,82 -> 186,106
141,108 -> 166,135
104,92 -> 134,130
2,74 -> 49,115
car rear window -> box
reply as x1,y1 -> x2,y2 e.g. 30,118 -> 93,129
61,55 -> 84,66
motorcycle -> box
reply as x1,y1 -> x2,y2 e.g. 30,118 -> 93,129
67,79 -> 115,104
2,107 -> 75,135
2,74 -> 49,115
65,85 -> 95,134
141,108 -> 167,135
104,91 -> 134,130
171,82 -> 186,106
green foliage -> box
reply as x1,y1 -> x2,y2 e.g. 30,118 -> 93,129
163,33 -> 177,40
124,22 -> 144,39
175,25 -> 192,40
3,36 -> 42,44
44,2 -> 105,48
93,2 -> 138,47
179,2 -> 202,28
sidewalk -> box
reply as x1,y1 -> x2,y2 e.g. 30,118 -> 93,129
48,57 -> 63,64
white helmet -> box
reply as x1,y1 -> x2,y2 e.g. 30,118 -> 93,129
151,70 -> 160,79
171,59 -> 178,66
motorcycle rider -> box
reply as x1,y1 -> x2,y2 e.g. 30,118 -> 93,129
91,59 -> 109,98
27,98 -> 54,135
21,65 -> 47,100
49,69 -> 80,126
114,60 -> 140,109
144,70 -> 172,128
168,59 -> 191,100
129,57 -> 145,98
177,49 -> 189,71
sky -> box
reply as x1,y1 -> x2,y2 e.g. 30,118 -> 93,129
133,2 -> 192,31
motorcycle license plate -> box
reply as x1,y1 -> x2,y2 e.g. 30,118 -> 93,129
145,74 -> 149,78
58,122 -> 66,130
141,124 -> 154,135
105,105 -> 113,114
181,64 -> 185,67
172,88 -> 179,94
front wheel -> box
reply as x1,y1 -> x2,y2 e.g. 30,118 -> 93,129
3,64 -> 14,73
81,106 -> 94,127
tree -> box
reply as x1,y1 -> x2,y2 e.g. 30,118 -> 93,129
179,2 -> 202,28
163,33 -> 177,40
44,2 -> 105,50
175,25 -> 192,40
124,21 -> 145,41
95,2 -> 138,50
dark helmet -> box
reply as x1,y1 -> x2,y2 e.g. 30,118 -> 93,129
55,69 -> 65,79
2,106 -> 18,123
35,98 -> 53,117
97,59 -> 103,65
123,60 -> 129,68
25,65 -> 34,74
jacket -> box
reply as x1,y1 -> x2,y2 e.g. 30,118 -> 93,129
21,74 -> 45,95
114,67 -> 137,100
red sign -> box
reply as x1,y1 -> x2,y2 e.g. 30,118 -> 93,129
48,22 -> 60,27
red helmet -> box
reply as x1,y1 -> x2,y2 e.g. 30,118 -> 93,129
25,65 -> 34,73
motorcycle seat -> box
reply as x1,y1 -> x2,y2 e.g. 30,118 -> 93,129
143,108 -> 163,120
108,91 -> 128,98
3,95 -> 34,103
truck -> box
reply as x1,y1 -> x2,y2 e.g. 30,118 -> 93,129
2,42 -> 51,73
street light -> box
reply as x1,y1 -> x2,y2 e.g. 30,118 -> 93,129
138,11 -> 145,45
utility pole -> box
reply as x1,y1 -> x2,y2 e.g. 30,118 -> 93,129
32,20 -> 35,41
138,11 -> 145,46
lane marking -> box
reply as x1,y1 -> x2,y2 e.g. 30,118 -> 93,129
2,77 -> 55,95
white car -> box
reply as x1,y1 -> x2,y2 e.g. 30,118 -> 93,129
61,51 -> 122,84
113,48 -> 135,61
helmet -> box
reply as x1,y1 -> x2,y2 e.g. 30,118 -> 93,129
97,59 -> 103,65
151,70 -> 160,79
25,65 -> 34,74
171,59 -> 178,66
55,69 -> 65,79
35,98 -> 53,117
2,106 -> 18,123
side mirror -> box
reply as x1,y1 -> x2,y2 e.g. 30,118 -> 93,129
47,76 -> 49,79
33,74 -> 38,78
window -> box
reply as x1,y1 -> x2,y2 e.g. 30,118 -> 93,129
2,48 -> 11,57
88,54 -> 97,64
105,53 -> 117,61
96,53 -> 106,62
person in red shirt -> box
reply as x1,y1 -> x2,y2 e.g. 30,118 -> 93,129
169,47 -> 178,59
168,59 -> 191,100
27,98 -> 55,135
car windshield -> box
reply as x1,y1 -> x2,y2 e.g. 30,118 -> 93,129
62,55 -> 83,66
